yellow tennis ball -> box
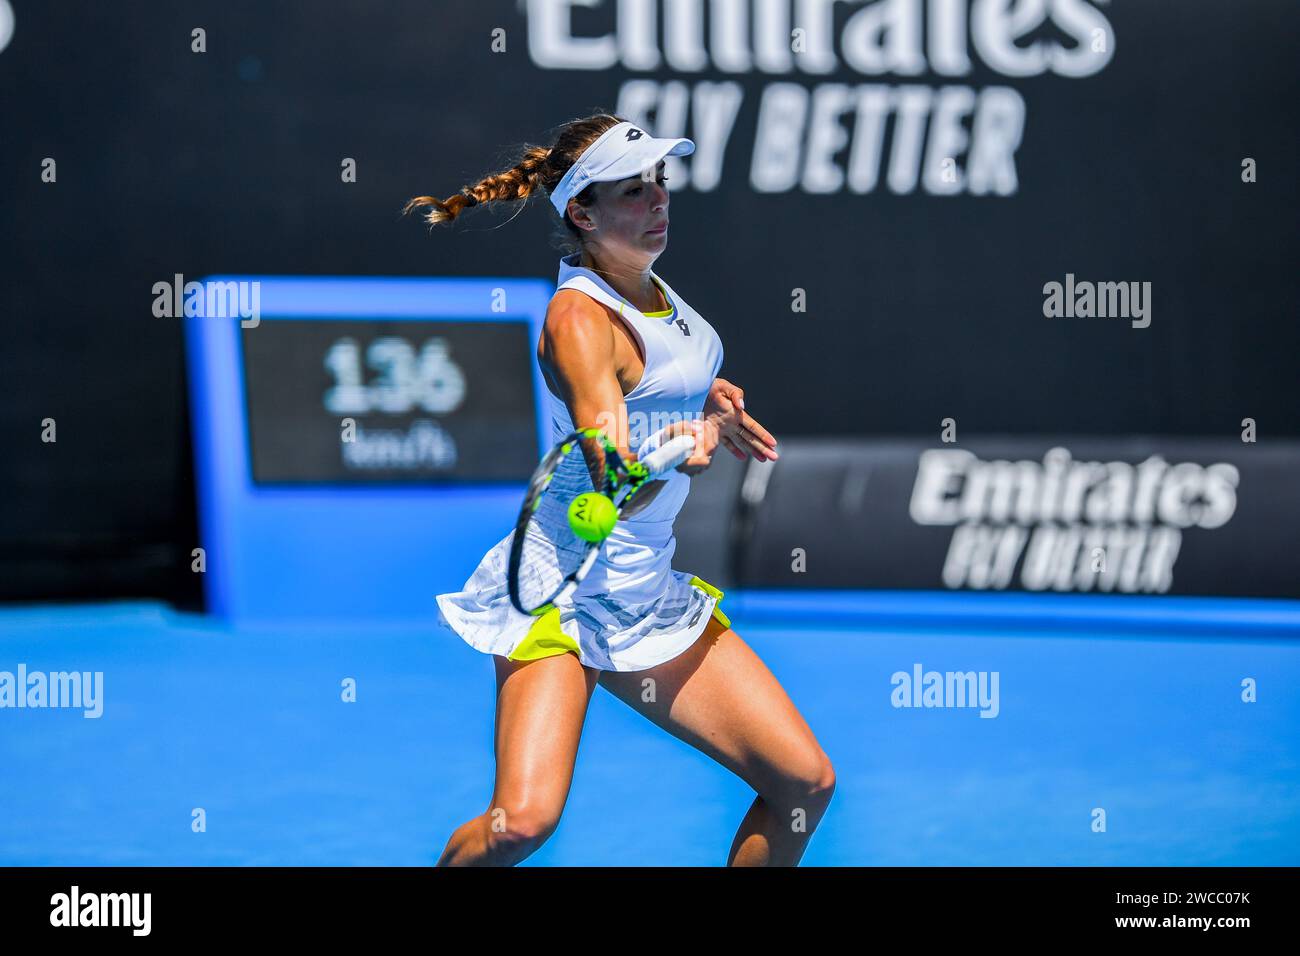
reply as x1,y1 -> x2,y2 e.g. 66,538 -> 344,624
568,492 -> 617,543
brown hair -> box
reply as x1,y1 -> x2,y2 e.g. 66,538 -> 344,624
402,112 -> 626,246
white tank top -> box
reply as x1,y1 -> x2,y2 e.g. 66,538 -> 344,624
546,251 -> 724,524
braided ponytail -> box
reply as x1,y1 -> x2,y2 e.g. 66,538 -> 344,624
402,145 -> 549,226
402,113 -> 626,236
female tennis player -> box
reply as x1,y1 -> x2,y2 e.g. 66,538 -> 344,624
405,113 -> 835,866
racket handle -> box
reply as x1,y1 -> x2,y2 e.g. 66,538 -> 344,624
639,433 -> 697,477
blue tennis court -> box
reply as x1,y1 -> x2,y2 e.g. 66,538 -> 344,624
3,596 -> 1295,866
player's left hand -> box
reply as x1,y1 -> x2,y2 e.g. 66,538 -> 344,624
703,378 -> 779,462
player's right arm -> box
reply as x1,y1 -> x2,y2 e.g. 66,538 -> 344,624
539,291 -> 718,495
538,290 -> 634,491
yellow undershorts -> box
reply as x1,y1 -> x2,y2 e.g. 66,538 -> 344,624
507,576 -> 731,663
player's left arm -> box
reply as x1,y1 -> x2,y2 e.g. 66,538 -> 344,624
704,377 -> 779,462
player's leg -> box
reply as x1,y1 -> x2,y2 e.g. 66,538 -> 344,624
597,613 -> 836,865
436,651 -> 601,865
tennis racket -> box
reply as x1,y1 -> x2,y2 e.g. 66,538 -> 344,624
506,426 -> 697,616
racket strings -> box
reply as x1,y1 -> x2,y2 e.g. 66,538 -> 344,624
513,447 -> 599,611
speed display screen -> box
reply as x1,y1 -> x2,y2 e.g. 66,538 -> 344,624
240,319 -> 539,483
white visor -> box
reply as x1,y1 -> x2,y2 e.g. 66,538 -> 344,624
549,121 -> 695,217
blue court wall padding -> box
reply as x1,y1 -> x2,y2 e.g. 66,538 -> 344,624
721,590 -> 1300,637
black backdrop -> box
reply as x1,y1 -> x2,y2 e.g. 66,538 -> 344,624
2,0 -> 1296,602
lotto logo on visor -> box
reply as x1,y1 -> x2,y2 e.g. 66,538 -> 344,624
549,122 -> 695,216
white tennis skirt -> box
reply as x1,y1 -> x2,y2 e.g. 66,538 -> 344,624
435,516 -> 730,673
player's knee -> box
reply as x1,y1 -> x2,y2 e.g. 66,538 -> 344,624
799,752 -> 837,807
810,755 -> 837,802
770,750 -> 836,813
485,803 -> 561,861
